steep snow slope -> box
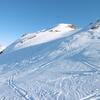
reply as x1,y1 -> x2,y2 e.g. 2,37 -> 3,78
0,21 -> 100,100
5,24 -> 76,53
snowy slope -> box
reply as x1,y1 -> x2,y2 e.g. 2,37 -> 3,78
0,21 -> 100,100
0,45 -> 3,52
0,44 -> 5,53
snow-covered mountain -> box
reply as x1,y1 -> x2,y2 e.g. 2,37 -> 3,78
5,23 -> 76,53
0,20 -> 100,100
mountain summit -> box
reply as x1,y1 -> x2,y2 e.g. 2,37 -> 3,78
51,23 -> 76,32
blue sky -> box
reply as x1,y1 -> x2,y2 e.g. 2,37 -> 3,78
0,0 -> 100,46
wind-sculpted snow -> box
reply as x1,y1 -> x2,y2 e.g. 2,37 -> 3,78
0,20 -> 100,100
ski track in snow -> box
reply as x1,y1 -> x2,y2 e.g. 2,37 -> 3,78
8,76 -> 34,100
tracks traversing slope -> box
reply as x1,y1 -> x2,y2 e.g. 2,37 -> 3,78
8,76 -> 34,100
0,96 -> 6,100
80,92 -> 100,100
80,57 -> 100,71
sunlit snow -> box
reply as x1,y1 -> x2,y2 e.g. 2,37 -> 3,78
0,20 -> 100,100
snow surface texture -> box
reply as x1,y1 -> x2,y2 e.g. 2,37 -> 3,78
0,44 -> 5,52
0,20 -> 100,100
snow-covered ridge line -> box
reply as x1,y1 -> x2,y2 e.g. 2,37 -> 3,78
4,23 -> 77,53
5,19 -> 100,54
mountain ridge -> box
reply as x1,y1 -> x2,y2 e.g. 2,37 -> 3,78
4,23 -> 77,53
